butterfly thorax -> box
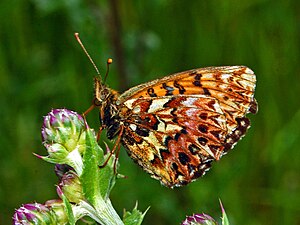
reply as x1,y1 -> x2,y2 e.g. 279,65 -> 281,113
94,77 -> 121,139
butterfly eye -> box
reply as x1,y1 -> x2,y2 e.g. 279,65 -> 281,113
93,98 -> 102,107
100,88 -> 110,100
93,89 -> 110,106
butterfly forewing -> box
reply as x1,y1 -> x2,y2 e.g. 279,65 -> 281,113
118,66 -> 257,133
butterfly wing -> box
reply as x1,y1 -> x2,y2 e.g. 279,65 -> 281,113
117,66 -> 257,187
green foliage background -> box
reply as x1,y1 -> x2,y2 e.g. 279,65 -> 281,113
1,1 -> 299,224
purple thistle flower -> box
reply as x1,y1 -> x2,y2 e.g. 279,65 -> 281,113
38,109 -> 89,174
13,203 -> 56,224
13,201 -> 68,225
41,108 -> 85,145
182,213 -> 218,225
182,201 -> 230,225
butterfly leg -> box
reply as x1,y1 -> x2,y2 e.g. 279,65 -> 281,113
99,126 -> 124,172
96,126 -> 104,141
82,104 -> 95,118
112,141 -> 121,174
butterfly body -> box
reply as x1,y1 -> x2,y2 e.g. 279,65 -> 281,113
94,66 -> 257,188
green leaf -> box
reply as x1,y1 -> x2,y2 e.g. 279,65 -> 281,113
220,200 -> 229,225
123,203 -> 149,225
81,128 -> 103,205
61,189 -> 76,225
98,143 -> 118,199
222,211 -> 229,225
82,127 -> 118,202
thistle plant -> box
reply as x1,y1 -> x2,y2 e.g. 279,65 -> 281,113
13,108 -> 230,225
13,109 -> 147,225
181,201 -> 229,225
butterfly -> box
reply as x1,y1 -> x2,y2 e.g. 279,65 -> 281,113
76,35 -> 258,188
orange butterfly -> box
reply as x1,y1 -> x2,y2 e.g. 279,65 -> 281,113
76,34 -> 257,188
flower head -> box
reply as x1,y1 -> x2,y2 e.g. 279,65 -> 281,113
57,170 -> 84,203
182,213 -> 218,225
38,109 -> 88,175
182,201 -> 230,225
42,109 -> 86,150
13,203 -> 59,224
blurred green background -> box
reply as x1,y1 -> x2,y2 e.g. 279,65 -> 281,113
1,0 -> 299,224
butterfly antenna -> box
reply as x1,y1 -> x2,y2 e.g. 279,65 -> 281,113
74,33 -> 101,76
104,58 -> 113,83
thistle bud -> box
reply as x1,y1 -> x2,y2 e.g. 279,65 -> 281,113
182,201 -> 229,225
39,109 -> 87,174
57,171 -> 84,204
181,213 -> 218,225
45,199 -> 68,224
13,203 -> 61,225
42,109 -> 86,151
55,164 -> 74,180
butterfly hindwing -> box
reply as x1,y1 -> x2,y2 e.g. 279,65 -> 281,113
119,94 -> 232,187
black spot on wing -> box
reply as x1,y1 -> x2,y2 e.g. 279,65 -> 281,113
223,117 -> 250,151
164,136 -> 172,146
199,112 -> 208,120
163,97 -> 176,108
188,144 -> 200,155
162,83 -> 175,96
178,152 -> 190,165
198,137 -> 208,145
174,129 -> 188,141
174,80 -> 186,94
198,124 -> 208,133
147,88 -> 157,97
203,88 -> 211,96
159,148 -> 170,161
192,161 -> 212,179
135,126 -> 150,137
195,73 -> 202,80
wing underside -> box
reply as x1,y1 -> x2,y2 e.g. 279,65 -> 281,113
117,66 -> 257,187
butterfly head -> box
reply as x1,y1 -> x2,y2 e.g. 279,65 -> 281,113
93,76 -> 111,106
